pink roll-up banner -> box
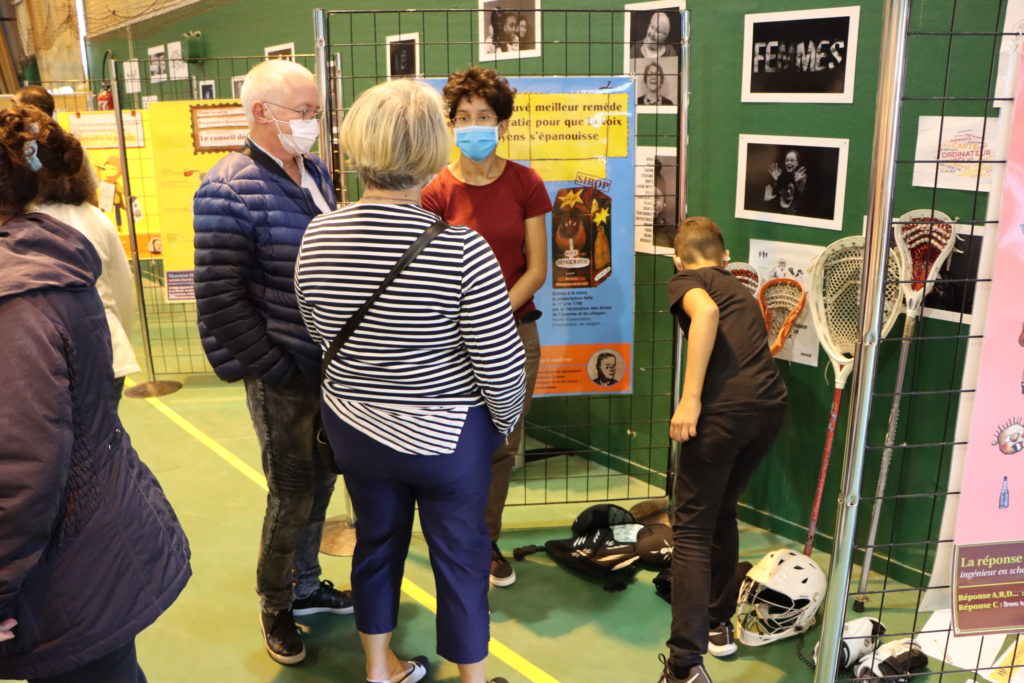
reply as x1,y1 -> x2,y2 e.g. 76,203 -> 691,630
952,51 -> 1024,636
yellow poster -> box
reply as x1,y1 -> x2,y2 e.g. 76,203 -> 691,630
57,110 -> 162,261
447,91 -> 630,182
147,100 -> 241,301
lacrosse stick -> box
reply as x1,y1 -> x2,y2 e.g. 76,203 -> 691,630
853,209 -> 956,611
758,277 -> 807,355
726,261 -> 760,297
803,236 -> 904,557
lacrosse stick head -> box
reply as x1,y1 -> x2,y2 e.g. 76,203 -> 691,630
892,209 -> 956,314
758,277 -> 806,356
726,261 -> 760,297
808,236 -> 904,387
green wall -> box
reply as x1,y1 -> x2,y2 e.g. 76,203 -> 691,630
87,0 -> 1007,586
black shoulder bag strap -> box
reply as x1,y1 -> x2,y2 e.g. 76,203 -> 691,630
320,219 -> 448,380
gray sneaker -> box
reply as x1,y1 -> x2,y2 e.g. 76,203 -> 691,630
707,622 -> 737,658
490,542 -> 516,587
658,655 -> 713,683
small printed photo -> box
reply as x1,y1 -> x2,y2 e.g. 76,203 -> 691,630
923,227 -> 983,324
587,349 -> 625,387
633,57 -> 678,109
199,80 -> 216,100
231,76 -> 246,99
741,6 -> 860,103
634,146 -> 679,255
167,41 -> 189,80
735,133 -> 849,231
123,60 -> 142,94
478,0 -> 542,62
623,1 -> 682,68
264,42 -> 295,61
386,33 -> 419,79
147,45 -> 167,83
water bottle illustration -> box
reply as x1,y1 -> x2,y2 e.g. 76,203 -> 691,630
999,476 -> 1009,509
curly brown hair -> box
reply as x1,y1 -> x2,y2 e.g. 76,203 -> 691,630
0,105 -> 83,216
442,66 -> 516,121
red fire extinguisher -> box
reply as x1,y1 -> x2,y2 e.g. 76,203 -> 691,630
97,82 -> 113,110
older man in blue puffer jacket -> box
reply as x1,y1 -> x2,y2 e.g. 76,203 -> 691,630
192,59 -> 352,666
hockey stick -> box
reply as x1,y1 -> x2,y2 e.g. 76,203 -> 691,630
726,261 -> 760,297
759,277 -> 807,356
853,210 -> 956,610
803,236 -> 904,557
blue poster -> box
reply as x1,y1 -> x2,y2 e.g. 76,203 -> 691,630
427,76 -> 635,396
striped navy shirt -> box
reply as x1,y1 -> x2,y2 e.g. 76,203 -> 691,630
295,202 -> 527,455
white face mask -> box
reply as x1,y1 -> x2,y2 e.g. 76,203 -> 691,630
269,112 -> 319,156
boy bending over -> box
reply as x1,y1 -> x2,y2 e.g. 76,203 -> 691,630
658,217 -> 787,683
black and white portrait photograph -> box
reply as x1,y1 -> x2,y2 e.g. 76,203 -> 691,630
741,6 -> 860,103
199,80 -> 216,100
923,227 -> 984,324
264,42 -> 295,61
633,58 -> 678,109
386,33 -> 419,80
147,45 -> 167,84
478,0 -> 542,62
587,349 -> 626,387
624,0 -> 683,112
634,146 -> 678,255
231,76 -> 245,99
735,133 -> 849,231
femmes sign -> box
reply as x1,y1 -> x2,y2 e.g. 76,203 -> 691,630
741,6 -> 861,103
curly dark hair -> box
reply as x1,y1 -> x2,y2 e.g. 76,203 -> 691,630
442,66 -> 516,121
14,85 -> 56,117
0,105 -> 83,216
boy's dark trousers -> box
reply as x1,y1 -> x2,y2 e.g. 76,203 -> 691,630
666,405 -> 786,670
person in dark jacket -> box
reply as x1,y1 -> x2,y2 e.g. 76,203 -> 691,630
0,105 -> 191,682
192,58 -> 352,666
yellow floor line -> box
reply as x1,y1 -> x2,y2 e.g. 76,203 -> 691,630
127,378 -> 560,683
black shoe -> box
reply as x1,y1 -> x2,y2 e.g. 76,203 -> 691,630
292,579 -> 354,616
489,678 -> 510,683
490,542 -> 516,587
658,655 -> 712,683
259,609 -> 305,665
707,621 -> 737,658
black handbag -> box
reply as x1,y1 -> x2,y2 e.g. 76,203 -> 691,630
315,218 -> 449,471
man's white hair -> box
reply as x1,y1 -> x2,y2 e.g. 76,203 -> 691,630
240,60 -> 316,127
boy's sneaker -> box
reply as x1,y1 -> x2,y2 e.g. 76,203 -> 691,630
707,622 -> 738,658
490,542 -> 516,587
259,609 -> 305,665
292,579 -> 354,615
658,655 -> 713,683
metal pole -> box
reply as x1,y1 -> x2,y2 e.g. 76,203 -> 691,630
333,52 -> 348,205
812,0 -> 910,679
666,9 -> 691,503
312,9 -> 356,558
111,59 -> 181,400
313,8 -> 333,180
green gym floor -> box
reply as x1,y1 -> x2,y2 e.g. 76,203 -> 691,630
111,374 -> 978,683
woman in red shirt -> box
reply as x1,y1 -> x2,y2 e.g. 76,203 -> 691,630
422,66 -> 552,588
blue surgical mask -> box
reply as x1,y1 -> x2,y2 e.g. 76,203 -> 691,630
455,125 -> 499,162
23,139 -> 42,172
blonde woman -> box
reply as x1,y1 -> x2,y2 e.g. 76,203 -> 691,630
296,79 -> 524,683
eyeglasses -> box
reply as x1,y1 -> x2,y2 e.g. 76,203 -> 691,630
452,112 -> 499,127
263,101 -> 322,121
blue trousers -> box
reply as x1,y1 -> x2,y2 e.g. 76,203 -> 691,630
322,405 -> 501,664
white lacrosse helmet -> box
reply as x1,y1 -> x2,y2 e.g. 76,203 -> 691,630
736,549 -> 827,646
